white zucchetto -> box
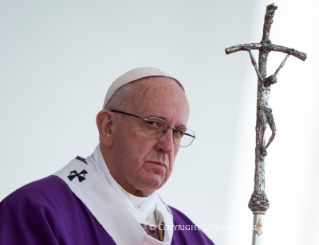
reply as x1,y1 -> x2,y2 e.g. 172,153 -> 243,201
102,67 -> 183,108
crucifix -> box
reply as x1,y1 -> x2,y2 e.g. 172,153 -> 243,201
225,3 -> 306,245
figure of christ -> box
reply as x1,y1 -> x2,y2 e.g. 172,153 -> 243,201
244,46 -> 292,156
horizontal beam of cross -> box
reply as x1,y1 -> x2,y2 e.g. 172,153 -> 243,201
225,43 -> 307,61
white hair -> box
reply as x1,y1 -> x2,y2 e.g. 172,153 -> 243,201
103,83 -> 134,111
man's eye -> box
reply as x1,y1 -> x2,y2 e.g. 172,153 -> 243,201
146,120 -> 161,128
174,129 -> 185,138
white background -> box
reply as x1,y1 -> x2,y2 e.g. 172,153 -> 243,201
1,0 -> 318,244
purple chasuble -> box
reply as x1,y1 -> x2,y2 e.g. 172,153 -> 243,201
0,163 -> 214,245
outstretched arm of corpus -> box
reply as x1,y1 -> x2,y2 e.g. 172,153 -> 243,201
244,47 -> 264,82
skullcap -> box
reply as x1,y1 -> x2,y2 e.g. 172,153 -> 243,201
102,67 -> 183,108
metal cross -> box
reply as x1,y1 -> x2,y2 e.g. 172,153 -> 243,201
225,3 -> 306,245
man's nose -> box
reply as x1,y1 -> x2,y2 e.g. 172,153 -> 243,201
155,128 -> 175,153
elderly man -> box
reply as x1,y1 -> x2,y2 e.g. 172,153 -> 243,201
0,67 -> 214,245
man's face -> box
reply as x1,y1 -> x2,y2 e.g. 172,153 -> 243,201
109,77 -> 190,196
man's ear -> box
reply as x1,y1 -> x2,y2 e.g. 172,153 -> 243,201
96,110 -> 113,148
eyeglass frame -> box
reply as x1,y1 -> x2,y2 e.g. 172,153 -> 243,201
110,109 -> 196,148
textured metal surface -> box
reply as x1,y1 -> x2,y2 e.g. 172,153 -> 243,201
225,3 -> 307,214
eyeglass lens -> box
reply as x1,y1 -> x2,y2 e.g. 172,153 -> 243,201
144,118 -> 195,147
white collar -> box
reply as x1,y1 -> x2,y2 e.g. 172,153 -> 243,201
114,179 -> 148,208
86,145 -> 157,223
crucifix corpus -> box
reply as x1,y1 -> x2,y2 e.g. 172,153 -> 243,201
225,3 -> 306,245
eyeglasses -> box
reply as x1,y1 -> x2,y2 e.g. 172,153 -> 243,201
111,109 -> 195,148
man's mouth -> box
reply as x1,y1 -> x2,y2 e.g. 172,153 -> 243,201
147,161 -> 167,169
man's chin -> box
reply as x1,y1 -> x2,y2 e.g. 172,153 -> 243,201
137,175 -> 166,194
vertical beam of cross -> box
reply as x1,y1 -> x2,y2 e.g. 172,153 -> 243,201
225,3 -> 306,245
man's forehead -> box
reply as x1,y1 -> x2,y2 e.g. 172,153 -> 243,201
133,78 -> 190,125
103,67 -> 184,108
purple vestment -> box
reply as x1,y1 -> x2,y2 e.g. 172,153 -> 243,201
0,174 -> 214,244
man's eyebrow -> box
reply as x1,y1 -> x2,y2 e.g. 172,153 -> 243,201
147,115 -> 187,128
